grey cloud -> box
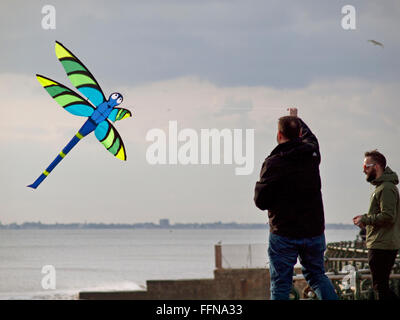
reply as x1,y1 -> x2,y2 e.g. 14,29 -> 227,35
1,1 -> 400,225
1,0 -> 399,89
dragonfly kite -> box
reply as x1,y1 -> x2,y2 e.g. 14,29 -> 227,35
28,41 -> 132,189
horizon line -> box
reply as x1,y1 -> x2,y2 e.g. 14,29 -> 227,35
0,221 -> 357,227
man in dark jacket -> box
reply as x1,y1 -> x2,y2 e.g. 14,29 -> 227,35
254,108 -> 337,300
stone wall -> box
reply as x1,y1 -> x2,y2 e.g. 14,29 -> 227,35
79,268 -> 308,300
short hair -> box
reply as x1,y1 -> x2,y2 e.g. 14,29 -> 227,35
365,149 -> 386,169
278,116 -> 301,140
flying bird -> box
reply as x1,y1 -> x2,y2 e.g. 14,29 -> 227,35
367,40 -> 384,48
28,41 -> 132,189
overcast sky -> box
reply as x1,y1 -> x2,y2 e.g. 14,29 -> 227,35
0,0 -> 399,225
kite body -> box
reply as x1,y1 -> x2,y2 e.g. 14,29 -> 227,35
28,41 -> 132,189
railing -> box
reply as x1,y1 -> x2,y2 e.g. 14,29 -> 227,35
215,243 -> 268,269
214,241 -> 372,270
215,241 -> 400,300
301,240 -> 400,300
326,240 -> 368,258
326,240 -> 400,258
293,271 -> 400,300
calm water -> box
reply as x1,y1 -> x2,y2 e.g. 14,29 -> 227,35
0,228 -> 359,299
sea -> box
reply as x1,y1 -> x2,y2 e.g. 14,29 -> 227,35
0,228 -> 359,300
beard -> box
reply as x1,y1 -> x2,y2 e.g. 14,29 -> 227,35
366,168 -> 377,182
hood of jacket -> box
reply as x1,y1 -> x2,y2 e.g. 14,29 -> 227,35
371,166 -> 399,186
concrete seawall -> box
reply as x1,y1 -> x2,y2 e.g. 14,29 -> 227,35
79,268 -> 307,300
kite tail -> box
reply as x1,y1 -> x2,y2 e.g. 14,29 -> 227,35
27,119 -> 97,189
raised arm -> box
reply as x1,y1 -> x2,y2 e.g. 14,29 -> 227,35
288,107 -> 320,155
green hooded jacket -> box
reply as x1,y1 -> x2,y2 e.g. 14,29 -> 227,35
361,167 -> 400,250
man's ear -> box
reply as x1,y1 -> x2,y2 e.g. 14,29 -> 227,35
277,131 -> 285,144
276,131 -> 282,144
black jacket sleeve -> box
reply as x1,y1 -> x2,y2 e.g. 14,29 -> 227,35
254,156 -> 278,211
298,117 -> 321,164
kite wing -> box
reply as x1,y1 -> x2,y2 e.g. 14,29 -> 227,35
36,75 -> 95,117
55,41 -> 106,107
108,108 -> 132,122
94,120 -> 127,161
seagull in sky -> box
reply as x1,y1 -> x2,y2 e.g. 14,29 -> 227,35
368,40 -> 384,48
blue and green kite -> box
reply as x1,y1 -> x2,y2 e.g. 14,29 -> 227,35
28,41 -> 132,189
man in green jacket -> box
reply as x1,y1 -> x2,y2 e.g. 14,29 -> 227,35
353,150 -> 400,300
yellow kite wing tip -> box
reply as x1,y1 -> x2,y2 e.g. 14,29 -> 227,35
122,112 -> 132,120
55,41 -> 73,59
116,145 -> 127,161
36,75 -> 57,87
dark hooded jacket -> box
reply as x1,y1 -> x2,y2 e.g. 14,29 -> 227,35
254,118 -> 325,238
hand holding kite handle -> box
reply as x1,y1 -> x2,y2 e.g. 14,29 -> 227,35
287,107 -> 298,117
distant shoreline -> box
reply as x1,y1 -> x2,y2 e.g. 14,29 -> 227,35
0,222 -> 357,230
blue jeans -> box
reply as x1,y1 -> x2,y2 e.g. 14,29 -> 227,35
268,232 -> 338,300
